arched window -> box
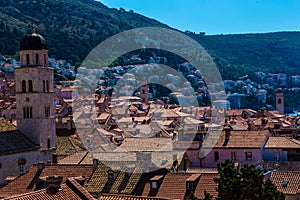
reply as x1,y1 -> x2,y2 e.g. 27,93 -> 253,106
26,54 -> 30,65
22,80 -> 26,92
36,54 -> 39,64
44,54 -> 47,65
47,138 -> 51,149
43,80 -> 46,92
28,80 -> 33,92
278,98 -> 282,104
46,80 -> 49,92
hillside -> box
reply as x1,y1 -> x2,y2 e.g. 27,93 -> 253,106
1,0 -> 300,80
0,0 -> 168,63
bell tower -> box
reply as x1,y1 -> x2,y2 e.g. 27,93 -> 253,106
15,29 -> 56,151
276,88 -> 284,114
140,79 -> 149,104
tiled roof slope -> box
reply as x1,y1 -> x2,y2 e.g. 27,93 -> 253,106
85,161 -> 144,195
194,173 -> 219,199
0,118 -> 39,155
155,173 -> 191,200
0,164 -> 93,198
270,171 -> 300,195
202,130 -> 268,149
4,178 -> 96,200
56,136 -> 86,160
99,194 -> 169,200
264,137 -> 300,149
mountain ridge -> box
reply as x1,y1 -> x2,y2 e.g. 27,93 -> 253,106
1,0 -> 300,80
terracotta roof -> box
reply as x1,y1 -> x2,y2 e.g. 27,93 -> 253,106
58,150 -> 92,164
0,118 -> 39,155
226,109 -> 243,116
99,194 -> 168,200
264,137 -> 300,149
56,136 -> 86,159
202,130 -> 268,149
155,173 -> 191,200
194,173 -> 219,199
0,164 -> 93,198
117,138 -> 173,152
270,171 -> 300,195
85,161 -> 144,195
4,178 -> 96,200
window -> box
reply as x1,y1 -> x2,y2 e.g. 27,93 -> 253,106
245,152 -> 252,161
273,151 -> 280,161
47,138 -> 51,149
187,182 -> 194,191
142,89 -> 145,94
44,54 -> 46,65
231,152 -> 237,160
23,107 -> 33,119
44,106 -> 50,117
46,80 -> 49,92
214,151 -> 219,162
151,181 -> 157,190
28,80 -> 33,92
278,98 -> 282,104
19,165 -> 24,175
36,54 -> 39,64
22,80 -> 26,92
108,170 -> 115,181
43,80 -> 46,92
26,54 -> 30,65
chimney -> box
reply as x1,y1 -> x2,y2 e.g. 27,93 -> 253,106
52,153 -> 57,164
93,159 -> 99,171
37,161 -> 45,171
223,124 -> 231,146
183,157 -> 188,172
46,175 -> 63,194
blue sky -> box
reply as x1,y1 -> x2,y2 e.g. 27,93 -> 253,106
99,0 -> 300,35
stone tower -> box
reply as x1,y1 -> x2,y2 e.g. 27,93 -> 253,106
16,30 -> 56,151
140,80 -> 149,104
276,88 -> 284,114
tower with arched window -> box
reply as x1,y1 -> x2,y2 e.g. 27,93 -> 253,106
276,88 -> 284,114
15,30 -> 56,153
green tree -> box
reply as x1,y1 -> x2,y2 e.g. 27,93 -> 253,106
213,160 -> 284,200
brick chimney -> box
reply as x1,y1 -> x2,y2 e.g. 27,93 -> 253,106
52,153 -> 57,164
46,175 -> 63,194
223,126 -> 231,146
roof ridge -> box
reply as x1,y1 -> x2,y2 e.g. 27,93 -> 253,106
78,151 -> 90,165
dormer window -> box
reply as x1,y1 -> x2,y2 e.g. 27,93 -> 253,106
107,170 -> 117,181
150,175 -> 164,190
187,181 -> 194,191
151,181 -> 157,190
186,174 -> 200,192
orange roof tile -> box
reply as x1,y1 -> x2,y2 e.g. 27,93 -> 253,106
4,178 -> 96,200
270,171 -> 300,195
155,173 -> 191,200
99,194 -> 169,200
194,173 -> 219,199
264,137 -> 300,149
0,164 -> 93,198
202,130 -> 268,149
